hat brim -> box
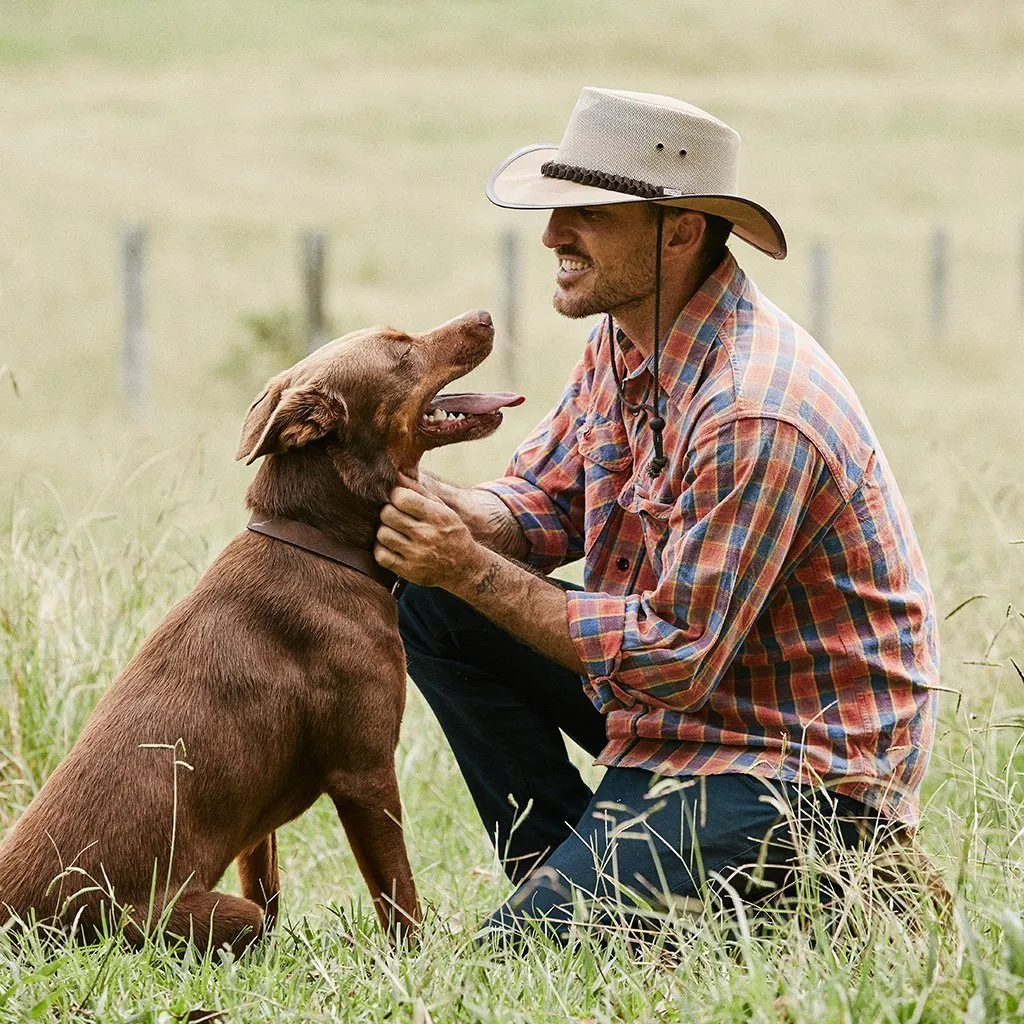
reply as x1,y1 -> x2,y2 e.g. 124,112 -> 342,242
487,144 -> 787,261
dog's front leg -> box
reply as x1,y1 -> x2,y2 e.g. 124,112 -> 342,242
328,769 -> 421,944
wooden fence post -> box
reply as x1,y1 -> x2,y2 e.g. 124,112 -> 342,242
809,240 -> 830,350
500,227 -> 520,386
120,223 -> 148,419
302,230 -> 327,353
929,226 -> 949,345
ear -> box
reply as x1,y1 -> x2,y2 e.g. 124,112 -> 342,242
235,382 -> 349,465
663,208 -> 706,259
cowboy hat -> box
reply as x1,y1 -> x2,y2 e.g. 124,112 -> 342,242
487,87 -> 787,260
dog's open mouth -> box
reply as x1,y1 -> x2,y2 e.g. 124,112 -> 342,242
419,391 -> 525,445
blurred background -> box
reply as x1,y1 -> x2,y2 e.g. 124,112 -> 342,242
1,0 -> 1023,881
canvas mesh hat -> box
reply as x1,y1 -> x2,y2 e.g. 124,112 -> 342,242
487,87 -> 787,259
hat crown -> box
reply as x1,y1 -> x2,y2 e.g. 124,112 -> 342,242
556,87 -> 740,196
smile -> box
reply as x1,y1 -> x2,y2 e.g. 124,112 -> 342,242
558,256 -> 590,273
556,256 -> 592,285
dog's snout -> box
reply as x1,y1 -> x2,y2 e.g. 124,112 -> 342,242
434,309 -> 494,338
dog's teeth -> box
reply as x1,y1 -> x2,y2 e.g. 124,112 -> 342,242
422,407 -> 471,425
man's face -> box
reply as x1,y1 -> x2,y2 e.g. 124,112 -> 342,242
541,202 -> 658,319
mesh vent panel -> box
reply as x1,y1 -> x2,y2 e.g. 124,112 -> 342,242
557,87 -> 740,195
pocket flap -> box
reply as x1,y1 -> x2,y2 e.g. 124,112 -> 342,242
576,414 -> 632,472
622,480 -> 675,520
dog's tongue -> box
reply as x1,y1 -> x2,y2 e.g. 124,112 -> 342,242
430,391 -> 525,414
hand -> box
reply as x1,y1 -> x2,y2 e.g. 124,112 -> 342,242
374,474 -> 486,591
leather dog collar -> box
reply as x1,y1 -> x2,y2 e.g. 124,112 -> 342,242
247,515 -> 400,594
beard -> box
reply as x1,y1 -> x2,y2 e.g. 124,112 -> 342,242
551,248 -> 657,320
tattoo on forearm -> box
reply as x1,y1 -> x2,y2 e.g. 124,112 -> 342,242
475,562 -> 501,595
485,506 -> 528,558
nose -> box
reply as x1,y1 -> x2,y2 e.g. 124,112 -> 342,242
542,209 -> 575,250
439,309 -> 493,336
461,309 -> 492,333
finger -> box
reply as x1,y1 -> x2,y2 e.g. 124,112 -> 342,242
389,485 -> 441,518
373,542 -> 402,570
397,471 -> 426,492
376,524 -> 413,554
379,502 -> 422,534
398,471 -> 457,511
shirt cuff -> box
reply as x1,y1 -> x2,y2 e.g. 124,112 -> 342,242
478,477 -> 570,572
565,589 -> 635,713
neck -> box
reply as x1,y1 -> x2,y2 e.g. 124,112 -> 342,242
613,260 -> 708,358
244,445 -> 395,551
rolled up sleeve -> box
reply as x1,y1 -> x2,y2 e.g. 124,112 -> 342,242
479,356 -> 591,573
566,416 -> 838,713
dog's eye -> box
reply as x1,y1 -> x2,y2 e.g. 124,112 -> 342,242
397,345 -> 414,366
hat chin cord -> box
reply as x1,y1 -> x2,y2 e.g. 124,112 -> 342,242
606,205 -> 668,479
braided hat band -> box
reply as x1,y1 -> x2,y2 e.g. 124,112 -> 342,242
539,160 -> 683,201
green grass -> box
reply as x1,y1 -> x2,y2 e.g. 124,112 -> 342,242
2,0 -> 1024,1019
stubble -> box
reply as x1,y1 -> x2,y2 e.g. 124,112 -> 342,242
551,247 -> 657,320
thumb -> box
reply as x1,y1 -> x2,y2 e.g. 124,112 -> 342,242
398,471 -> 429,495
397,471 -> 449,508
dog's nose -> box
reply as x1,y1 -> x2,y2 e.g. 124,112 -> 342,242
432,309 -> 495,340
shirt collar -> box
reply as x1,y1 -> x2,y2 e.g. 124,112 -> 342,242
611,251 -> 747,391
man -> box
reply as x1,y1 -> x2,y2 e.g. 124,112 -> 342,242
374,88 -> 939,940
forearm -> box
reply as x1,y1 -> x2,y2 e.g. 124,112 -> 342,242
449,545 -> 585,674
419,470 -> 529,560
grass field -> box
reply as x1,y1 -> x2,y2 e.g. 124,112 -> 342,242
2,1 -> 1024,1020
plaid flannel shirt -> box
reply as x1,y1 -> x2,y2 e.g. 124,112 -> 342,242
483,253 -> 938,825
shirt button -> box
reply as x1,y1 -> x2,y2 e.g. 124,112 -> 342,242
616,557 -> 630,571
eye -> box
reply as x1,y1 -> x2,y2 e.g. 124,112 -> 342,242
396,344 -> 414,367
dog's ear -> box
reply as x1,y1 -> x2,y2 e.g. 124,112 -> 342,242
235,382 -> 283,462
235,382 -> 349,465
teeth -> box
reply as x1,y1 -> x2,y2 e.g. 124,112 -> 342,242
560,258 -> 588,272
422,408 -> 470,425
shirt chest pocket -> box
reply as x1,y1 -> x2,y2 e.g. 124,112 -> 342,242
576,414 -> 633,554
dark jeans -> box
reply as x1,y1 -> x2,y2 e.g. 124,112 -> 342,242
398,583 -> 876,941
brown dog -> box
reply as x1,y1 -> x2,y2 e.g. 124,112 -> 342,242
0,310 -> 522,954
